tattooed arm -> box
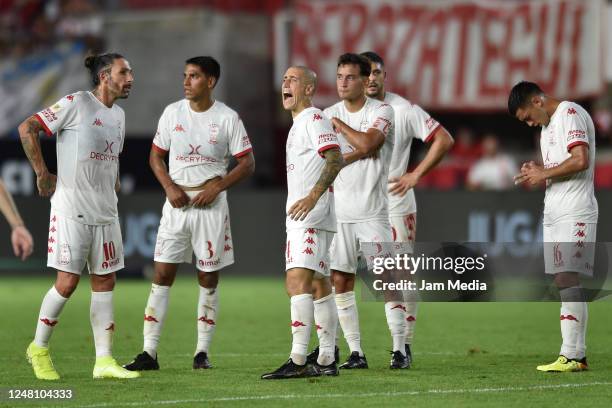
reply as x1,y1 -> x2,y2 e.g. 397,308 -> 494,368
17,116 -> 56,197
288,147 -> 343,221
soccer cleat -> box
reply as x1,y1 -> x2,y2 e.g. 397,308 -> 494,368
193,352 -> 212,369
536,355 -> 581,372
339,351 -> 368,369
261,358 -> 319,380
306,346 -> 340,365
405,343 -> 413,365
123,351 -> 159,371
312,361 -> 339,376
389,350 -> 410,369
575,357 -> 589,371
26,342 -> 60,380
93,356 -> 141,379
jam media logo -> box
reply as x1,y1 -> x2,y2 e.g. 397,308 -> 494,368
188,144 -> 201,155
208,123 -> 219,144
174,123 -> 186,132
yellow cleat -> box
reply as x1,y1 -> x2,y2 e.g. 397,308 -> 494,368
93,356 -> 141,379
536,356 -> 581,372
26,342 -> 60,380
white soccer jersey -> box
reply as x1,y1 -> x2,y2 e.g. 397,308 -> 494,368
152,99 -> 252,187
35,91 -> 124,225
385,92 -> 440,215
540,101 -> 598,224
324,97 -> 394,223
286,107 -> 339,232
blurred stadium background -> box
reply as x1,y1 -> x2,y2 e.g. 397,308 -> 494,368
0,0 -> 611,277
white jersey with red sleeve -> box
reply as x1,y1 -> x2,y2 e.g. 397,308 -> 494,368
152,99 -> 252,187
286,107 -> 339,232
385,92 -> 440,216
34,91 -> 124,225
540,101 -> 598,224
324,97 -> 394,223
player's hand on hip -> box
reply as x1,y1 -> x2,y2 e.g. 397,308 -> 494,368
165,184 -> 190,208
288,194 -> 317,221
36,172 -> 57,197
11,225 -> 34,261
388,172 -> 419,196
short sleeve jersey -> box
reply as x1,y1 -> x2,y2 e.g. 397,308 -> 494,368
152,99 -> 253,187
385,92 -> 440,215
286,107 -> 339,232
324,97 -> 394,223
35,91 -> 124,225
540,101 -> 598,224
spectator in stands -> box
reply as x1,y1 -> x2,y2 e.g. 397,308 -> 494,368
466,133 -> 518,191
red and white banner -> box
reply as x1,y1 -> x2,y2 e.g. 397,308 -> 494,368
288,0 -> 605,111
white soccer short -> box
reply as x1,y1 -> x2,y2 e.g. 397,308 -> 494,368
389,212 -> 417,253
154,192 -> 234,272
543,222 -> 596,276
330,220 -> 397,274
285,228 -> 334,278
47,211 -> 124,275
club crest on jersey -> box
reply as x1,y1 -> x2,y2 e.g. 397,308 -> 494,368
208,123 -> 219,144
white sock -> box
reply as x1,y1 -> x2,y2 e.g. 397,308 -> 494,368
34,286 -> 68,347
90,291 -> 114,358
196,286 -> 218,355
314,293 -> 337,366
403,301 -> 418,345
385,302 -> 406,355
559,301 -> 583,360
143,283 -> 170,358
332,287 -> 341,345
290,294 -> 313,365
575,303 -> 588,360
335,291 -> 363,356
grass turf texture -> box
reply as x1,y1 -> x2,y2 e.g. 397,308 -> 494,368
1,276 -> 611,407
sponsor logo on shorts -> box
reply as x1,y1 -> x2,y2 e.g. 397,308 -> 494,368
553,243 -> 564,267
198,258 -> 221,268
59,244 -> 71,265
101,258 -> 120,269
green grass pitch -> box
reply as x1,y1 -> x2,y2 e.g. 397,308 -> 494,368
1,275 -> 611,407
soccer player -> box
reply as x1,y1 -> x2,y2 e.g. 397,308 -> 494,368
19,53 -> 138,380
124,56 -> 254,371
0,180 -> 34,260
509,81 -> 596,372
261,66 -> 343,379
360,51 -> 454,365
321,53 -> 408,369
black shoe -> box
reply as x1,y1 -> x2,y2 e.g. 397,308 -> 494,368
261,358 -> 319,380
306,346 -> 340,365
339,351 -> 368,369
312,361 -> 339,376
193,352 -> 212,369
405,343 -> 413,365
390,350 -> 410,369
123,351 -> 159,371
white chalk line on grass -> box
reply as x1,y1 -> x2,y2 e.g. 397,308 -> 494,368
38,381 -> 612,408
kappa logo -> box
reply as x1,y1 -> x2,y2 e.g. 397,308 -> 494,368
573,251 -> 582,259
560,314 -> 579,322
92,118 -> 103,127
104,140 -> 114,154
198,315 -> 216,325
406,315 -> 416,322
575,230 -> 586,238
40,318 -> 58,327
313,113 -> 323,121
391,304 -> 407,312
316,324 -> 323,330
290,321 -> 306,327
567,108 -> 577,115
174,124 -> 186,132
575,241 -> 584,248
66,95 -> 74,102
306,228 -> 316,234
188,144 -> 201,155
304,237 -> 316,245
224,244 -> 232,252
302,247 -> 314,255
105,323 -> 115,331
48,237 -> 55,243
144,315 -> 159,322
